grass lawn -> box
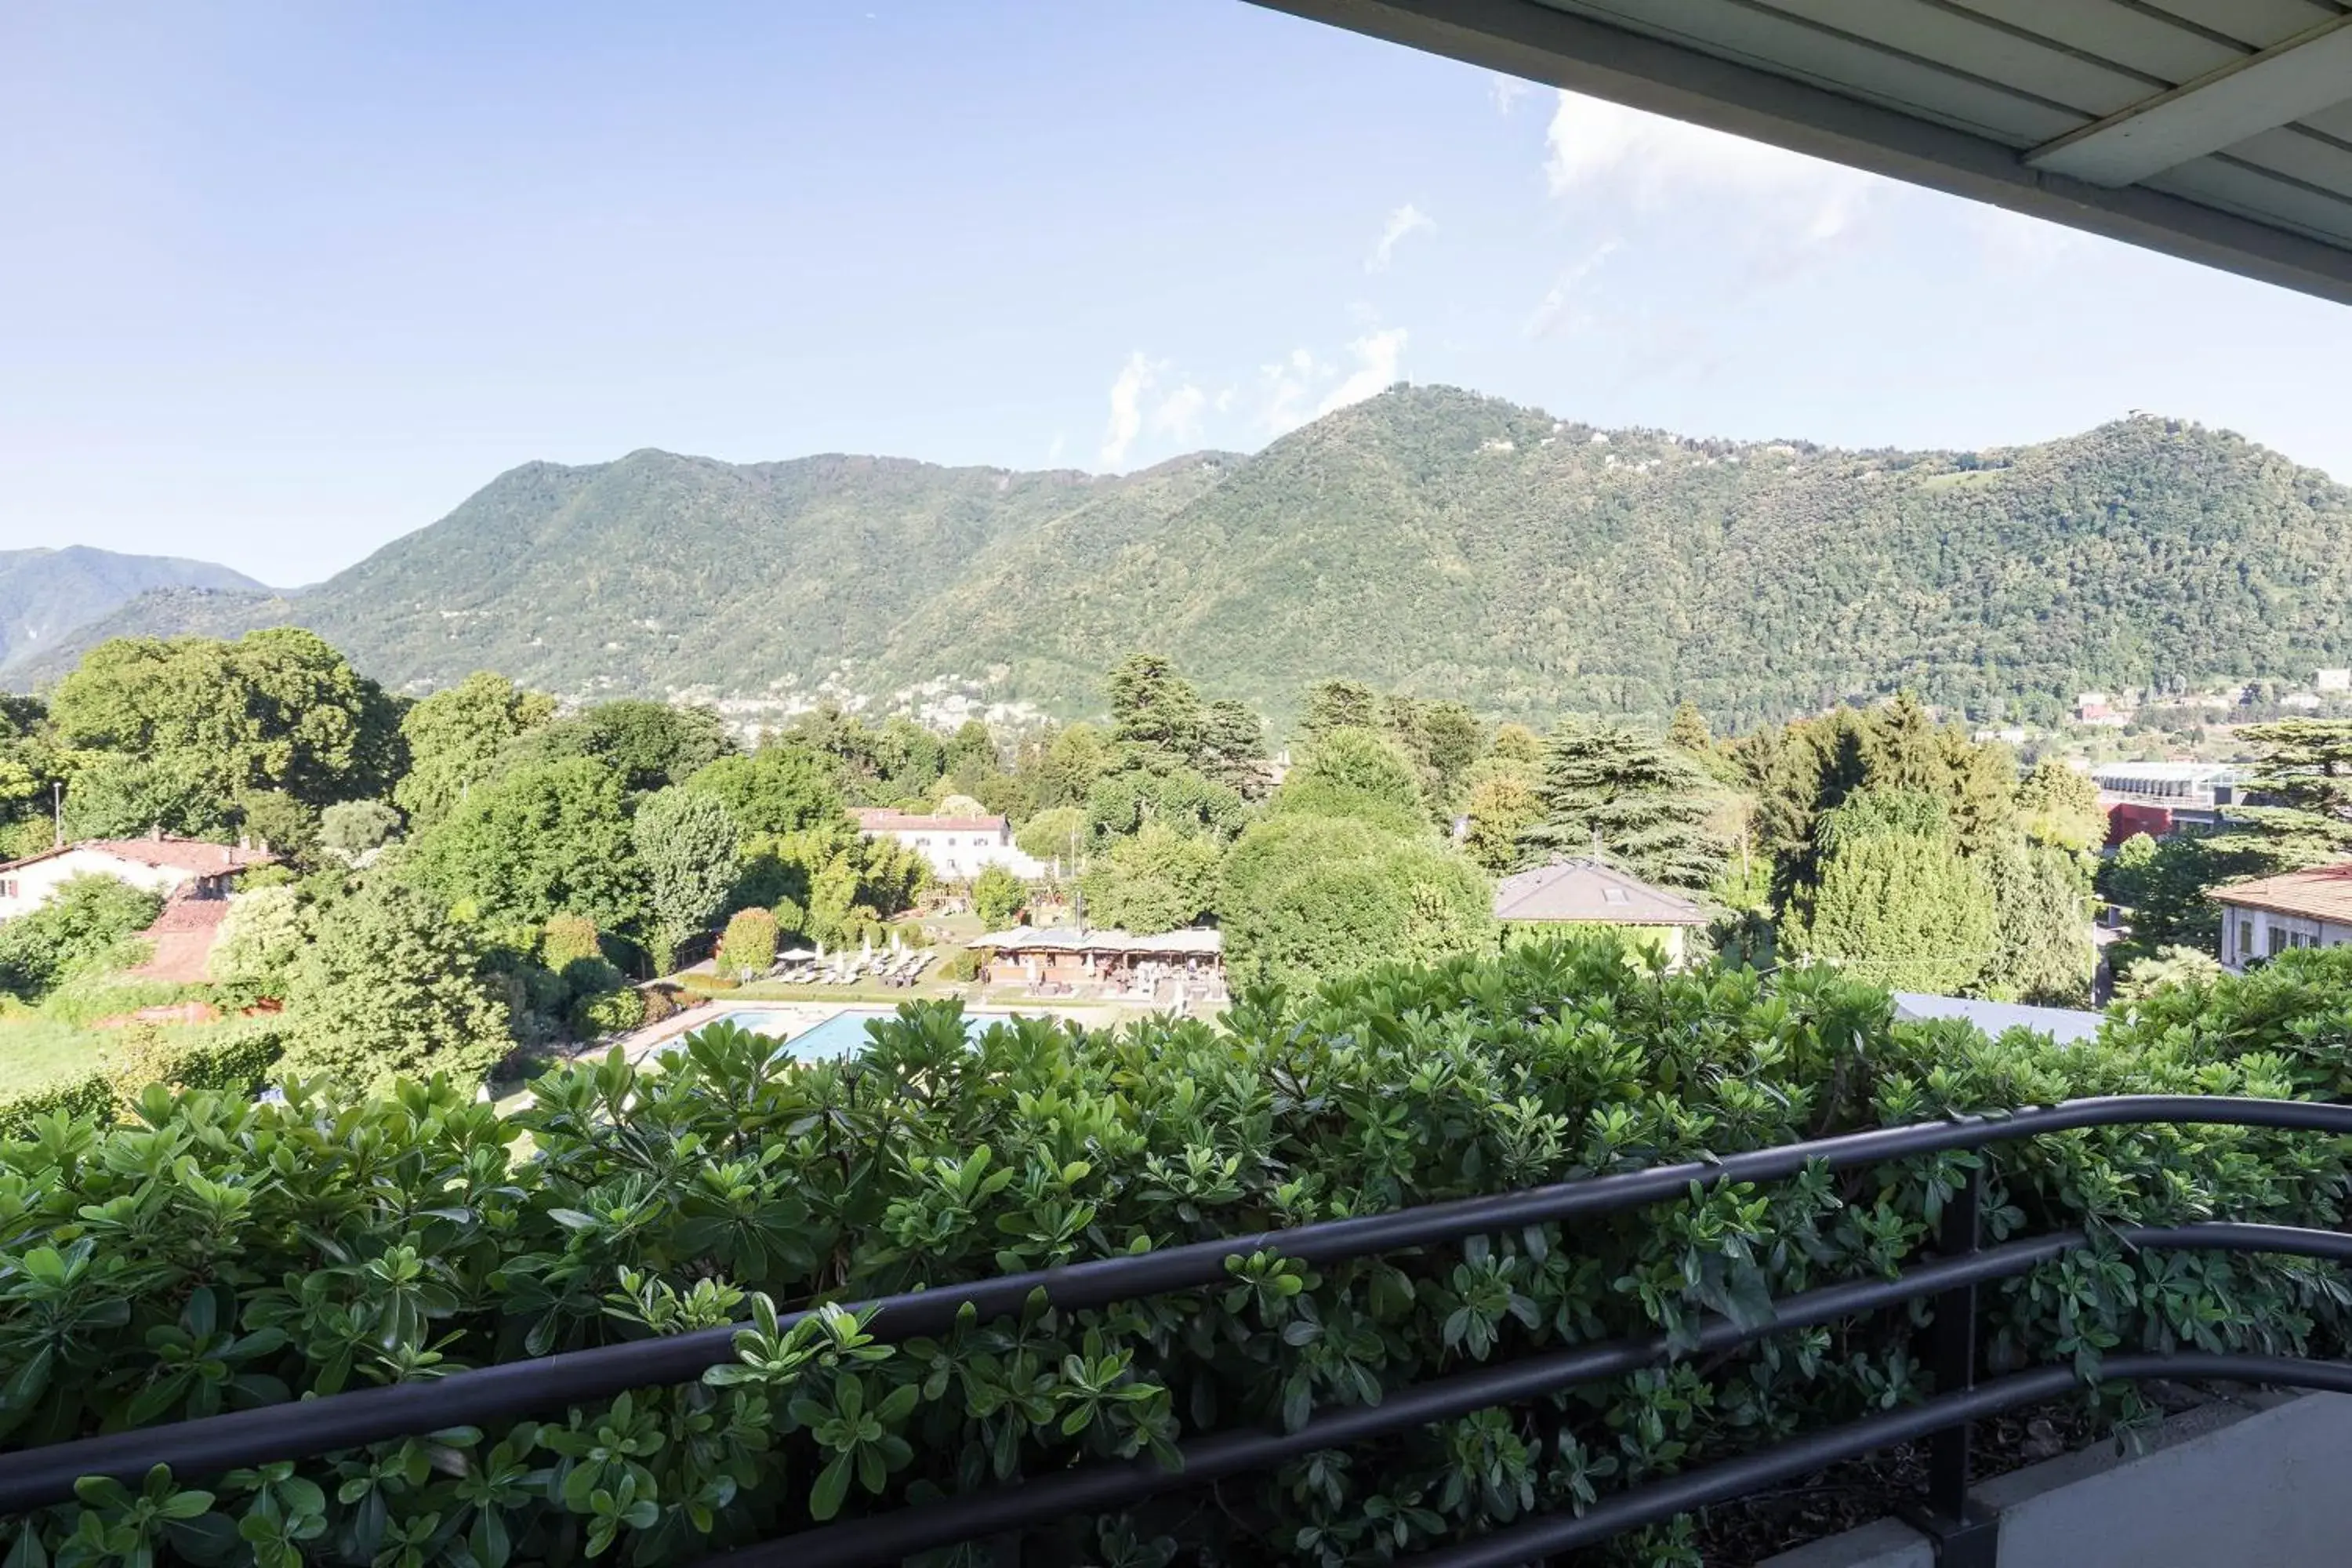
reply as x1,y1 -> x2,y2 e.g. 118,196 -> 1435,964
0,1014 -> 108,1099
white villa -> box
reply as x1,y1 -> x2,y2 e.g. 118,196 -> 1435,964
2212,862 -> 2352,971
0,832 -> 279,921
851,809 -> 1044,882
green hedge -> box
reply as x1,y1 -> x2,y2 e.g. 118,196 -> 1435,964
1,942 -> 2349,1566
0,1018 -> 287,1139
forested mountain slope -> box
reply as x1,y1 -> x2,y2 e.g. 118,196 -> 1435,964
20,388 -> 2352,728
0,547 -> 267,673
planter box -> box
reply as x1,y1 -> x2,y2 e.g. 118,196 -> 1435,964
1758,1390 -> 2352,1568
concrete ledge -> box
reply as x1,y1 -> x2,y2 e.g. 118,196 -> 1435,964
1756,1516 -> 1930,1568
1755,1391 -> 2352,1568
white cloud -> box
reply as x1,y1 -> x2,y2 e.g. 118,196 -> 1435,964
1153,382 -> 1208,441
1367,203 -> 1434,272
1526,240 -> 1621,339
1258,347 -> 1323,434
1544,89 -> 1883,245
1099,351 -> 1163,468
1490,74 -> 1530,115
1046,431 -> 1067,465
1316,328 -> 1406,416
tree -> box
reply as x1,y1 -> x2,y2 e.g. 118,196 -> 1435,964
2114,946 -> 2226,1003
1269,727 -> 1425,832
1487,724 -> 1542,765
1461,772 -> 1541,873
1031,724 -> 1109,811
0,874 -> 164,1000
1979,842 -> 2095,1005
716,907 -> 780,980
48,629 -> 398,808
235,789 -> 318,866
1079,823 -> 1219,935
506,700 -> 735,796
2015,760 -> 2106,854
1199,700 -> 1270,798
971,865 -> 1029,930
540,914 -> 604,973
405,757 -> 644,932
1667,701 -> 1712,754
319,798 -> 402,861
1522,720 -> 1727,891
1218,813 -> 1494,989
211,885 -> 309,1008
394,673 -> 558,829
2239,719 -> 2352,827
1783,791 -> 1995,994
1084,760 -> 1246,844
59,753 -> 237,841
282,879 -> 510,1091
633,788 -> 742,973
686,745 -> 846,838
1105,653 -> 1204,764
1385,697 -> 1482,810
1298,681 -> 1381,742
1014,806 -> 1088,873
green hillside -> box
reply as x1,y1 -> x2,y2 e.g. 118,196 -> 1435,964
21,387 -> 2352,728
0,546 -> 267,673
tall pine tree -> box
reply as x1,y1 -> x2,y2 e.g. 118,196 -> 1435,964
1520,719 -> 1727,890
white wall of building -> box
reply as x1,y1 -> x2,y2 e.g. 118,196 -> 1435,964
0,849 -> 205,921
2220,904 -> 2352,971
862,825 -> 1044,882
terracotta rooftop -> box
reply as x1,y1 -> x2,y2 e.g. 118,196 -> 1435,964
1492,859 -> 1709,926
2210,861 -> 2352,924
0,833 -> 278,877
129,891 -> 235,985
852,809 -> 1007,834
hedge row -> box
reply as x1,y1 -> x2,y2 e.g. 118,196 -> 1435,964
0,1018 -> 288,1139
0,942 -> 2348,1567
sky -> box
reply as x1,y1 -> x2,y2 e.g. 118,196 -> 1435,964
7,0 -> 2352,586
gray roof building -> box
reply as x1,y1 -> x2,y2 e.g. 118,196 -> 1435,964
1493,860 -> 1709,927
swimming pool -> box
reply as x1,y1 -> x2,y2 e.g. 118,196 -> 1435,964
713,1008 -> 994,1062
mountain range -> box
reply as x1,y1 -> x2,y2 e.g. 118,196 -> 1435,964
0,547 -> 267,675
13,387 -> 2352,729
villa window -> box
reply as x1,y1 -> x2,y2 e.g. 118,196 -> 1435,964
2238,918 -> 2256,960
0,879 -> 14,899
1602,887 -> 1628,906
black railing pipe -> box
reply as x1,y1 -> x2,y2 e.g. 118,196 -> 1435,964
0,1098 -> 2346,1515
707,1222 -> 2352,1568
1400,1353 -> 2352,1568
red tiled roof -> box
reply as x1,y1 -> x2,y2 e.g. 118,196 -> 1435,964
852,809 -> 1007,833
2211,861 -> 2352,924
0,834 -> 278,877
130,892 -> 234,984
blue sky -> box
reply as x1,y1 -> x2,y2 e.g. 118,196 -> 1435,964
7,0 -> 2352,586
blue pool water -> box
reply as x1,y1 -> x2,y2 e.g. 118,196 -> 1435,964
713,1008 -> 993,1063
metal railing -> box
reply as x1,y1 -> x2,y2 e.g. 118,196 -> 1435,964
6,1094 -> 2352,1566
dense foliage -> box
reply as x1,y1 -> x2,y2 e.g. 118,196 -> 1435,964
0,874 -> 164,1001
28,391 -> 2352,728
2,942 -> 2350,1566
1520,720 -> 1725,889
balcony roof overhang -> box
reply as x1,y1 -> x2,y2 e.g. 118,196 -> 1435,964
1249,0 -> 2352,307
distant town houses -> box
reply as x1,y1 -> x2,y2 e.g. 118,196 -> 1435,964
851,808 -> 1044,881
2212,863 -> 2352,971
0,830 -> 277,921
2089,761 -> 2241,845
